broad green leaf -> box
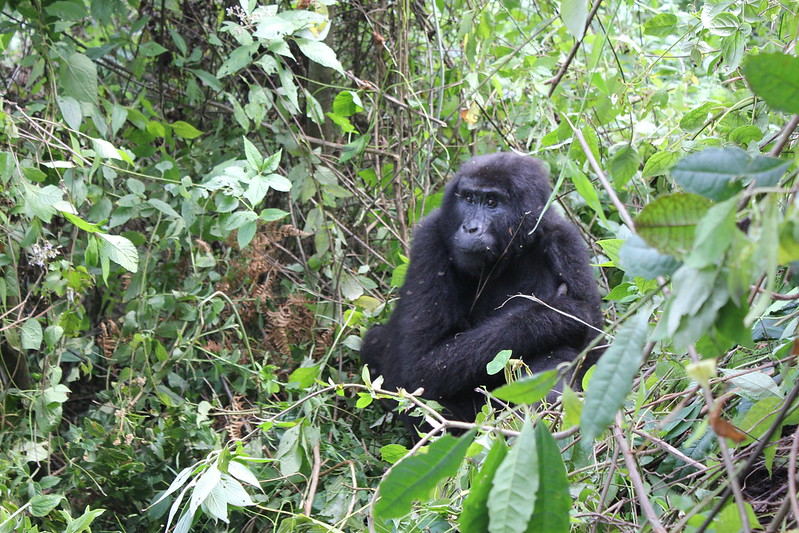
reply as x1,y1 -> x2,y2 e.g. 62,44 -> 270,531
332,90 -> 363,117
237,220 -> 257,249
685,196 -> 737,268
720,369 -> 781,401
149,199 -> 181,218
679,102 -> 714,132
21,317 -> 43,351
390,263 -> 408,287
217,44 -> 256,77
526,422 -> 570,533
492,370 -> 559,404
60,211 -> 103,233
560,0 -> 588,39
720,31 -> 745,73
56,95 -> 82,130
380,444 -> 408,465
736,396 -> 782,445
460,439 -> 509,533
570,169 -> 605,221
488,418 -> 538,533
373,430 -> 476,520
294,38 -> 344,74
672,147 -> 748,200
140,41 -> 168,57
596,239 -> 622,267
706,12 -> 739,36
486,349 -> 513,375
259,208 -> 289,221
580,310 -> 649,443
643,13 -> 677,36
60,52 -> 97,105
609,145 -> 641,188
63,507 -> 105,533
91,138 -> 123,160
642,150 -> 680,178
743,53 -> 799,114
655,266 -> 717,338
635,193 -> 711,257
30,494 -> 63,517
243,137 -> 265,170
190,68 -> 224,92
263,173 -> 292,192
729,125 -> 762,146
98,233 -> 139,272
171,121 -> 203,140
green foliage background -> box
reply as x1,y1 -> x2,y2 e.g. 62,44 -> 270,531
1,0 -> 799,531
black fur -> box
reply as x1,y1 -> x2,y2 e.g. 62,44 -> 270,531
362,153 -> 603,422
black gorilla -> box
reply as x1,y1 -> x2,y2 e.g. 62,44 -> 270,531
361,152 -> 603,422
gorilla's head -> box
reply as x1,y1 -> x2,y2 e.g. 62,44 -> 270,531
439,153 -> 552,274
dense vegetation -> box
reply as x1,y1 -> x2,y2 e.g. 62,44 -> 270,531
1,0 -> 799,531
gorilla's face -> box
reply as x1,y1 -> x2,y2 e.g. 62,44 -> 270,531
449,176 -> 510,273
440,153 -> 551,275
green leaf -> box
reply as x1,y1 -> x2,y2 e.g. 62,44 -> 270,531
140,41 -> 168,57
294,38 -> 344,74
30,494 -> 64,517
237,220 -> 257,249
560,0 -> 587,39
635,193 -> 711,257
643,13 -> 677,36
486,349 -> 513,375
259,208 -> 289,221
149,198 -> 181,218
743,52 -> 799,114
373,430 -> 476,521
642,150 -> 679,179
609,145 -> 641,188
98,233 -> 139,272
60,211 -> 103,233
679,102 -> 714,133
488,418 -> 538,533
56,95 -> 82,130
171,121 -> 203,140
492,371 -> 560,404
672,147 -> 748,200
729,125 -> 762,146
673,148 -> 791,200
60,53 -> 97,105
263,173 -> 292,193
706,12 -> 739,36
332,90 -> 363,117
380,444 -> 408,465
243,137 -> 265,170
91,138 -> 123,160
21,317 -> 43,351
460,439 -> 509,533
580,310 -> 649,443
685,196 -> 737,268
390,263 -> 408,287
526,422 -> 571,533
63,507 -> 105,533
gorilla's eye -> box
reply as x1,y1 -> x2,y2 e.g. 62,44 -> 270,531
463,192 -> 475,204
486,195 -> 498,208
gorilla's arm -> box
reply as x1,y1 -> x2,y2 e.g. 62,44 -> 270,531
398,219 -> 601,400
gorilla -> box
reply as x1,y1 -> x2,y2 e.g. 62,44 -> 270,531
361,152 -> 604,423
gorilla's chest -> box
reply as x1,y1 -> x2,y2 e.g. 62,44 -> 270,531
466,254 -> 560,322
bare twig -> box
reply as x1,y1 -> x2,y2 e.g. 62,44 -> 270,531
613,414 -> 666,533
303,441 -> 322,516
547,0 -> 604,97
696,377 -> 799,532
788,424 -> 799,525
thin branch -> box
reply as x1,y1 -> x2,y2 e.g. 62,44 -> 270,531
613,414 -> 666,533
547,0 -> 604,97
